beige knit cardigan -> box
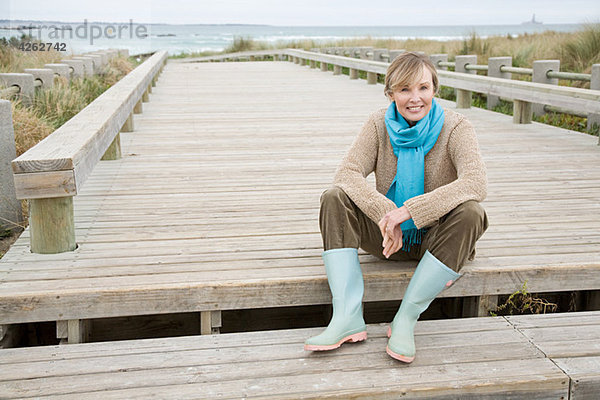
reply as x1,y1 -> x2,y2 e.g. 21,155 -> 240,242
333,107 -> 487,229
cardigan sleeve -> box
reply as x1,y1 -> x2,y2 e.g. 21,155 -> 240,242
333,113 -> 398,224
403,117 -> 488,229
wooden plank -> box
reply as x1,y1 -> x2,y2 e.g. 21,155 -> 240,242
0,358 -> 566,399
0,328 -> 535,381
506,310 -> 600,329
0,317 -> 512,365
13,169 -> 77,200
0,319 -> 566,399
553,356 -> 600,400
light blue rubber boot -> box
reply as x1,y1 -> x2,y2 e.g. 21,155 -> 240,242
304,248 -> 367,351
387,250 -> 460,362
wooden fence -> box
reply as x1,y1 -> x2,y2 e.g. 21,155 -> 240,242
6,50 -> 167,253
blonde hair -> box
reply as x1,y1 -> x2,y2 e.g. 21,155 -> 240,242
384,52 -> 439,98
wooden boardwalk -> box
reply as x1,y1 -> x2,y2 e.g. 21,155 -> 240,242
1,60 -> 599,330
2,311 -> 600,398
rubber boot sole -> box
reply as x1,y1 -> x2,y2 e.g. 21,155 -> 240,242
386,327 -> 415,363
304,331 -> 367,351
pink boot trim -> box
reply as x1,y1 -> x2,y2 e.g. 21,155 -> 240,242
304,331 -> 367,351
386,346 -> 415,363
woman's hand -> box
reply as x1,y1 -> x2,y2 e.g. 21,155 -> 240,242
378,206 -> 412,259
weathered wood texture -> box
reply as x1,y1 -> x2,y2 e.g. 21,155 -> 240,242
507,311 -> 600,400
11,50 -> 167,200
0,61 -> 599,325
28,196 -> 76,253
0,315 -> 576,399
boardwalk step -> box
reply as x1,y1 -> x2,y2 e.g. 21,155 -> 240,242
3,311 -> 599,399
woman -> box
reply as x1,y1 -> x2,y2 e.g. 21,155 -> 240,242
304,52 -> 488,363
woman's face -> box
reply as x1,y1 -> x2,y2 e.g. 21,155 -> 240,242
391,66 -> 435,123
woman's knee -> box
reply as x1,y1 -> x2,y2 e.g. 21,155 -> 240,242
320,186 -> 351,210
453,200 -> 488,232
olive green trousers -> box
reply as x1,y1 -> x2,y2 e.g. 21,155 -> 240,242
319,187 -> 489,272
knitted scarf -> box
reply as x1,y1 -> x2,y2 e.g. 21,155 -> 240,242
384,98 -> 444,251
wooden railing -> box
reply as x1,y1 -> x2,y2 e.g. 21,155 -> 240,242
10,50 -> 168,253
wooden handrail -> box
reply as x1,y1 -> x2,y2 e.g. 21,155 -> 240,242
12,50 -> 167,199
11,50 -> 168,253
281,50 -> 600,113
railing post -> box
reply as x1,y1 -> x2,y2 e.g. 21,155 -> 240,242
319,49 -> 328,71
121,112 -> 134,132
513,100 -> 532,124
61,60 -> 85,79
44,63 -> 71,81
388,50 -> 405,63
72,57 -> 94,78
101,133 -> 122,161
487,57 -> 512,109
0,100 -> 23,231
134,99 -> 143,114
142,88 -> 149,102
588,64 -> 600,140
349,68 -> 359,80
333,64 -> 342,75
372,49 -> 387,62
359,47 -> 374,60
429,54 -> 448,70
367,71 -> 377,85
23,68 -> 54,89
455,55 -> 477,108
29,196 -> 76,254
0,73 -> 35,106
532,60 -> 560,116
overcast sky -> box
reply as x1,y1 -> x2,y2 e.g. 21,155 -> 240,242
4,0 -> 599,26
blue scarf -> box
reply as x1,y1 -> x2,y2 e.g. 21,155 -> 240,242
384,98 -> 444,251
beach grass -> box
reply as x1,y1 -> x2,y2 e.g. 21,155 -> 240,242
176,23 -> 599,77
0,35 -> 65,73
1,36 -> 135,156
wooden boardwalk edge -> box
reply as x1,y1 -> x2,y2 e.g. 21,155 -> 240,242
1,311 -> 599,398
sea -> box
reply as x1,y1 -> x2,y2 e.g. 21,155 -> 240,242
0,20 -> 582,56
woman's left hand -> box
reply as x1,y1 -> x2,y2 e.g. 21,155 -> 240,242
378,206 -> 412,258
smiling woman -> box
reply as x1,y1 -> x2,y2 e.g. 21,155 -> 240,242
304,52 -> 489,364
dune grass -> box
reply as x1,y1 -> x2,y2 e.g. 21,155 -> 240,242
1,36 -> 136,155
186,23 -> 599,76
0,35 -> 65,72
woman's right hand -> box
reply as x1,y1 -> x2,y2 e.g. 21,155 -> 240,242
379,206 -> 411,258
